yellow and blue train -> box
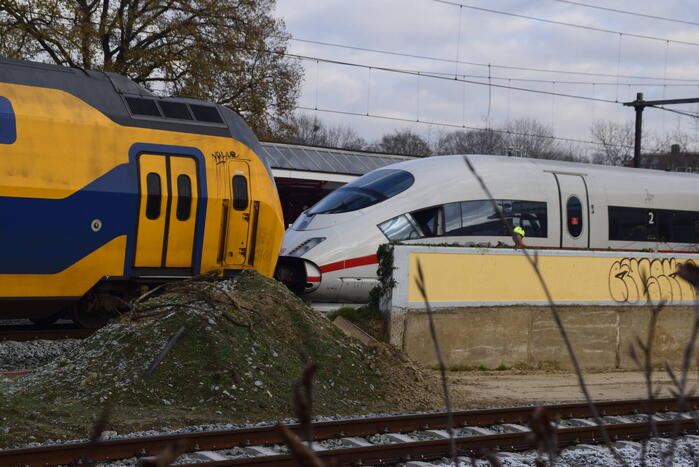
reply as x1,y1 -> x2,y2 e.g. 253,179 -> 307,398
0,58 -> 284,327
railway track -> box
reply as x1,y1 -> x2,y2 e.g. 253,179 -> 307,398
0,325 -> 93,342
2,397 -> 698,466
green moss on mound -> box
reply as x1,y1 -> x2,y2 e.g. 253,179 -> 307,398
0,271 -> 439,446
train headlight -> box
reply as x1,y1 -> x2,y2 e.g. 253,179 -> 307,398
288,237 -> 326,257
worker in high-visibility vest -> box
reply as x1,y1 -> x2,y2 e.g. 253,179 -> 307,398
513,226 -> 526,248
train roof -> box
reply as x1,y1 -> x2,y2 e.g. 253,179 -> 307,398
0,57 -> 261,154
386,153 -> 699,181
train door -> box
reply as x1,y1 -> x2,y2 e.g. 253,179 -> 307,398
134,154 -> 199,269
552,173 -> 590,248
219,161 -> 252,266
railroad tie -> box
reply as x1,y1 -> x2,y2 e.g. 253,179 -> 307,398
244,446 -> 279,457
501,423 -> 530,433
341,437 -> 373,447
568,418 -> 596,427
191,451 -> 228,461
384,433 -> 416,443
424,429 -> 450,439
460,426 -> 496,436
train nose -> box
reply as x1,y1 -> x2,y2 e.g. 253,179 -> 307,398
275,256 -> 321,295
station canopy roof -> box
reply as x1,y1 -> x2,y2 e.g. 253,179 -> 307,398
259,142 -> 415,176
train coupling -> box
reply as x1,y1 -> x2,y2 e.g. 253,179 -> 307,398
275,256 -> 321,295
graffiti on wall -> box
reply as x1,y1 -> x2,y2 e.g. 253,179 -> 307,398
608,257 -> 696,304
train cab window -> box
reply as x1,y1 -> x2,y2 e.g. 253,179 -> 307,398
176,174 -> 192,221
232,175 -> 248,211
378,215 -> 421,241
160,101 -> 193,120
566,196 -> 583,238
443,202 -> 462,234
190,104 -> 224,123
126,97 -> 162,117
412,207 -> 443,237
308,169 -> 414,215
145,172 -> 162,220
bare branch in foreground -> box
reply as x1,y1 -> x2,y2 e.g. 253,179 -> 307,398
276,423 -> 328,467
294,361 -> 318,450
462,155 -> 628,466
415,259 -> 457,464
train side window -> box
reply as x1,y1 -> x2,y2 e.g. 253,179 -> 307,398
232,175 -> 248,211
176,174 -> 192,221
608,206 -> 647,241
666,210 -> 696,243
517,201 -> 548,237
378,215 -> 421,241
566,196 -> 583,238
145,172 -> 162,220
459,200 -> 506,236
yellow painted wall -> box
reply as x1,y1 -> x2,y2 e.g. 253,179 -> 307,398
407,251 -> 696,305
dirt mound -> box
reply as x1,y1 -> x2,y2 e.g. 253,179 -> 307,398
0,271 -> 441,446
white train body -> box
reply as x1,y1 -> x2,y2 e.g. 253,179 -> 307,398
277,154 -> 699,303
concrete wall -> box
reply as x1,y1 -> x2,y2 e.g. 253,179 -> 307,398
391,305 -> 698,370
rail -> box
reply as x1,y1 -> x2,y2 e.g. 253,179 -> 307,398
1,397 -> 697,466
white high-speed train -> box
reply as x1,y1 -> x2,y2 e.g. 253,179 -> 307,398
276,154 -> 699,303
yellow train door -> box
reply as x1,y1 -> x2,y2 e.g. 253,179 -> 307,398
165,157 -> 198,267
221,161 -> 252,266
134,154 -> 199,269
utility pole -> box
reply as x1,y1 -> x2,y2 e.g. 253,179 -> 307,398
623,95 -> 699,168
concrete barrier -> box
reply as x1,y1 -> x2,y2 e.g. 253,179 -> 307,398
384,245 -> 697,369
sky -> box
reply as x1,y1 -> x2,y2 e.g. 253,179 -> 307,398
273,0 -> 699,155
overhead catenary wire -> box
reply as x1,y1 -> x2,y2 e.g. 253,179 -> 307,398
287,52 -> 619,104
650,106 -> 699,120
426,0 -> 699,48
290,37 -> 699,84
414,70 -> 698,87
11,5 -> 699,85
549,0 -> 699,27
278,49 -> 699,122
15,6 -> 698,86
295,105 -> 635,149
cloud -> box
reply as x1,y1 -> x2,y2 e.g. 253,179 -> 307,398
275,0 -> 699,149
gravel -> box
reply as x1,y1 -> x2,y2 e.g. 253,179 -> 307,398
421,436 -> 699,466
0,339 -> 79,371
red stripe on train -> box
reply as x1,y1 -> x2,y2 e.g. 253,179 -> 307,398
313,247 -> 695,278
319,254 -> 379,274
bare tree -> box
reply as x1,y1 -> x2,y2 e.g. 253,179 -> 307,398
0,0 -> 302,137
434,129 -> 505,155
646,124 -> 691,154
589,120 -> 635,166
288,114 -> 327,147
283,113 -> 366,150
502,118 -> 560,159
323,123 -> 367,150
375,129 -> 432,156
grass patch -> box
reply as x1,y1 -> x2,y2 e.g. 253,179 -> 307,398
327,305 -> 381,322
